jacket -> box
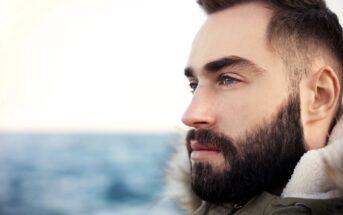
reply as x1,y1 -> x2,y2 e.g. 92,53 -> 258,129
165,117 -> 343,214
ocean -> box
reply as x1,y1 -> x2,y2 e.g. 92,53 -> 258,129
0,133 -> 186,215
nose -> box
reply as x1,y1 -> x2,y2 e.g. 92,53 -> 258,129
181,92 -> 216,129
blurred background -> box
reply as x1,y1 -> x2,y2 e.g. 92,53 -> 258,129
0,0 -> 342,214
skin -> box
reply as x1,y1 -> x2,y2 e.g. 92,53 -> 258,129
182,2 -> 340,168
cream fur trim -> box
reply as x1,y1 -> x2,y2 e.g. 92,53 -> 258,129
165,139 -> 202,213
282,117 -> 343,199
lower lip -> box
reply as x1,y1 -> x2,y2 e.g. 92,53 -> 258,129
191,150 -> 222,161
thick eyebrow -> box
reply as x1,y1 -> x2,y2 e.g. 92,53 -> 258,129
184,56 -> 265,77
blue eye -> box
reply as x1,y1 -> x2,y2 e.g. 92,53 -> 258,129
219,75 -> 238,86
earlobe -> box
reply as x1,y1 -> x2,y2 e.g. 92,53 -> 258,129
307,66 -> 340,123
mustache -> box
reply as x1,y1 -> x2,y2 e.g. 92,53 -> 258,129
186,129 -> 237,155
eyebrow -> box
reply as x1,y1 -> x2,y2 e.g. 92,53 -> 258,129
184,56 -> 265,77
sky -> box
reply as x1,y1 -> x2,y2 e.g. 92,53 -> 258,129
0,0 -> 342,133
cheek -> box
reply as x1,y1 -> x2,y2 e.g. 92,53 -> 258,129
215,81 -> 289,137
215,94 -> 261,138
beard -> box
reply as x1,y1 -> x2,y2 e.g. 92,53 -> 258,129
186,94 -> 305,204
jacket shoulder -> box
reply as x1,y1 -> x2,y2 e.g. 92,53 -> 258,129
242,192 -> 343,215
192,192 -> 343,215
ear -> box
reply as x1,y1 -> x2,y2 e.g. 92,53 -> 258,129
306,66 -> 340,123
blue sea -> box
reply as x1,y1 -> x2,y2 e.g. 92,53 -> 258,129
0,133 -> 186,215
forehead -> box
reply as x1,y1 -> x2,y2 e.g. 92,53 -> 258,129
188,2 -> 283,73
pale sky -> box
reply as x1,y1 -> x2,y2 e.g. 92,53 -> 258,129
0,0 -> 342,133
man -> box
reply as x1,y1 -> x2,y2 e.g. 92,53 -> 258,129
166,0 -> 343,214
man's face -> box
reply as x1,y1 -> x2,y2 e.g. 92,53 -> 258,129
182,3 -> 306,203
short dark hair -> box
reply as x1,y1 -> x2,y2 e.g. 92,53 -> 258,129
198,0 -> 326,14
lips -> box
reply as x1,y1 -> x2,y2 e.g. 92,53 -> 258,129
190,140 -> 222,161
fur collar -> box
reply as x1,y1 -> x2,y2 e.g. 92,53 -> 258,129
165,118 -> 343,213
165,135 -> 202,213
282,117 -> 343,199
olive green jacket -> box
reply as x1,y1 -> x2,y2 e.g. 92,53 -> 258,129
193,192 -> 343,215
166,117 -> 343,214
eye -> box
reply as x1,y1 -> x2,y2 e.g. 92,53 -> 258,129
218,75 -> 239,86
189,81 -> 198,94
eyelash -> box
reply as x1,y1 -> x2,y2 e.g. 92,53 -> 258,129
188,75 -> 240,94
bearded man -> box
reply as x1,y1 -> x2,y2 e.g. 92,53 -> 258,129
166,0 -> 343,214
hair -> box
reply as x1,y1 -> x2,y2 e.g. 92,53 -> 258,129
197,0 -> 343,126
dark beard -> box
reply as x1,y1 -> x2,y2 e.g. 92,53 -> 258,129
186,94 -> 305,204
